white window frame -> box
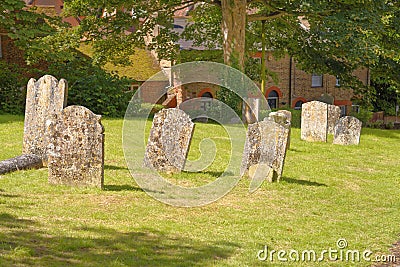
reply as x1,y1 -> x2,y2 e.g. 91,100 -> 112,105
336,77 -> 340,87
311,74 -> 323,87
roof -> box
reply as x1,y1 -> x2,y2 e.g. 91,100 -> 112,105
78,44 -> 161,81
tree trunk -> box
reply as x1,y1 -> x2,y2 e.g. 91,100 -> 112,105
0,154 -> 43,175
221,0 -> 246,71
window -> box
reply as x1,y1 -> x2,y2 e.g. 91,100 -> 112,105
311,74 -> 323,87
267,90 -> 279,109
335,77 -> 340,87
294,100 -> 304,110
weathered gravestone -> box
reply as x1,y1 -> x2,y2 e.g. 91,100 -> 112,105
23,75 -> 67,163
327,104 -> 341,134
241,119 -> 289,185
144,108 -> 194,173
318,93 -> 334,105
333,116 -> 362,145
301,101 -> 328,142
271,110 -> 292,149
47,105 -> 104,188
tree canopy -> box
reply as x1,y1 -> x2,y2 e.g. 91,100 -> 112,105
59,1 -> 399,85
2,0 -> 400,104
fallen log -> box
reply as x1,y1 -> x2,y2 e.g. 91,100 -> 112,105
0,154 -> 43,175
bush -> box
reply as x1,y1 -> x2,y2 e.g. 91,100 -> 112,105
48,57 -> 133,117
350,108 -> 372,127
0,62 -> 26,115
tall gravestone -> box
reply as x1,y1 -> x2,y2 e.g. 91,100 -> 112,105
327,104 -> 341,134
23,75 -> 67,164
144,108 -> 194,173
333,116 -> 362,145
47,106 -> 104,188
301,101 -> 328,142
241,119 -> 289,184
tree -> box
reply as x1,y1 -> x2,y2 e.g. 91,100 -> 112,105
0,0 -> 80,64
61,1 -> 397,76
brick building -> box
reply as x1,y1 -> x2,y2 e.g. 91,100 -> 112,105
255,52 -> 369,114
145,12 -> 370,115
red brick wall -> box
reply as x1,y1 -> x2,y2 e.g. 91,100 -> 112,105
261,53 -> 369,111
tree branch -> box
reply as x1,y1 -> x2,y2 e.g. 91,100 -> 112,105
248,11 -> 286,21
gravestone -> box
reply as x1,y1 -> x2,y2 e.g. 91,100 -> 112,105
333,116 -> 362,145
301,101 -> 328,142
23,75 -> 67,163
47,105 -> 104,188
144,108 -> 194,173
327,104 -> 341,134
318,93 -> 334,105
241,119 -> 289,183
266,110 -> 292,149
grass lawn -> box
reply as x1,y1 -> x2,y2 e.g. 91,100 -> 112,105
0,114 -> 399,266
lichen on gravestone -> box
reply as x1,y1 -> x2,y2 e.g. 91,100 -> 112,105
333,116 -> 362,145
144,108 -> 194,173
23,75 -> 67,164
241,119 -> 289,186
301,101 -> 328,142
47,105 -> 104,188
327,104 -> 341,134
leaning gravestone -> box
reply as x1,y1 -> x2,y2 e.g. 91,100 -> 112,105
23,75 -> 67,164
241,119 -> 289,185
327,104 -> 341,134
47,105 -> 104,188
144,108 -> 194,173
333,116 -> 362,145
273,110 -> 292,149
301,101 -> 328,142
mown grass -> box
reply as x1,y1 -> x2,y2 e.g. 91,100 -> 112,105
0,114 -> 399,266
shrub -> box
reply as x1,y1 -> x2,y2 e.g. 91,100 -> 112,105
350,108 -> 372,127
48,57 -> 133,117
0,62 -> 26,115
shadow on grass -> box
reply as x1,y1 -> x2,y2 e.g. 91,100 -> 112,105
0,213 -> 239,266
103,184 -> 143,192
281,177 -> 327,187
104,164 -> 128,170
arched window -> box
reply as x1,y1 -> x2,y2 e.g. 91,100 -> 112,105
267,90 -> 279,109
201,92 -> 213,98
294,100 -> 304,110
